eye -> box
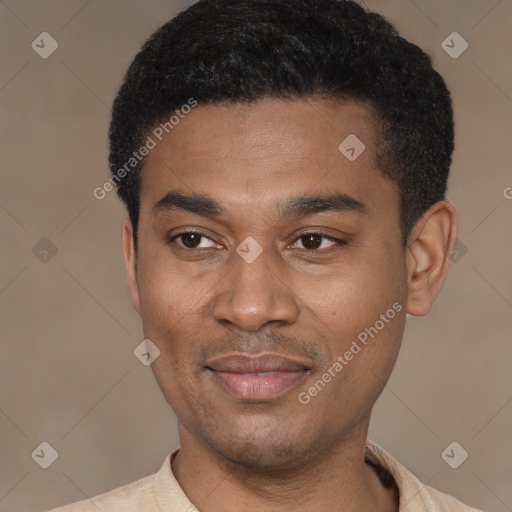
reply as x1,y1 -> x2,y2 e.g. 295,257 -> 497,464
167,230 -> 348,253
168,231 -> 219,250
291,232 -> 347,251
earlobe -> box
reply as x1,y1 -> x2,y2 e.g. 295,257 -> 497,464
405,200 -> 458,317
122,219 -> 141,316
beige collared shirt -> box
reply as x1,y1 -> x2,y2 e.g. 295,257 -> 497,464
46,439 -> 483,511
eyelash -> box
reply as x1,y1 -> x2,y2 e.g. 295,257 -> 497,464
167,230 -> 348,254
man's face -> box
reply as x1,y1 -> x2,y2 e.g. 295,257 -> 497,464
127,98 -> 409,468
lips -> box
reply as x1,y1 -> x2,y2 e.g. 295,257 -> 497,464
205,353 -> 310,401
206,353 -> 308,373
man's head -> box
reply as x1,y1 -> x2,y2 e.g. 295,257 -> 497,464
110,0 -> 457,471
109,0 -> 454,249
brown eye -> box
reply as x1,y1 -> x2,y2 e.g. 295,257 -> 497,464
180,233 -> 203,249
293,232 -> 344,251
168,231 -> 218,250
300,234 -> 326,250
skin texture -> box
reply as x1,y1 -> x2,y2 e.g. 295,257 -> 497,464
122,97 -> 458,511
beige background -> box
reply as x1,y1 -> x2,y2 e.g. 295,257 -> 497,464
0,1 -> 510,511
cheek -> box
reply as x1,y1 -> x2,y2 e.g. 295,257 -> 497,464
300,243 -> 407,389
137,253 -> 205,333
301,306 -> 406,425
135,266 -> 196,392
137,262 -> 204,411
304,244 -> 406,326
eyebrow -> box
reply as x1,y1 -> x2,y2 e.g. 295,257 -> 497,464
152,190 -> 367,219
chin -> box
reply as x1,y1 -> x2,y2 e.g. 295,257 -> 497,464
201,422 -> 322,472
215,442 -> 305,471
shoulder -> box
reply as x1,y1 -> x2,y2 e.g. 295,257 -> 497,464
417,483 -> 484,512
44,472 -> 157,512
365,440 -> 484,512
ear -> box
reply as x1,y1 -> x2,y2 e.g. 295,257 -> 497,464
405,200 -> 458,316
122,219 -> 141,316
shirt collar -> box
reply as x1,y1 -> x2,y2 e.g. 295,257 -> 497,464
152,439 -> 437,512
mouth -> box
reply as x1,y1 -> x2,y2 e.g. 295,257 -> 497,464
205,353 -> 311,401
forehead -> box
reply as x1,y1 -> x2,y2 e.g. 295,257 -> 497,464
139,97 -> 396,218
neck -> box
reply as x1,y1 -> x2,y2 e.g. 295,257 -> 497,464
171,417 -> 398,512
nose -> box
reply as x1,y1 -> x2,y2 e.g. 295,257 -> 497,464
212,245 -> 299,332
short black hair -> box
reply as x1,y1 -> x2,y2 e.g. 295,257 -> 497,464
109,0 -> 454,249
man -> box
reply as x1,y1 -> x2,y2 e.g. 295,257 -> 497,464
48,0 -> 483,510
